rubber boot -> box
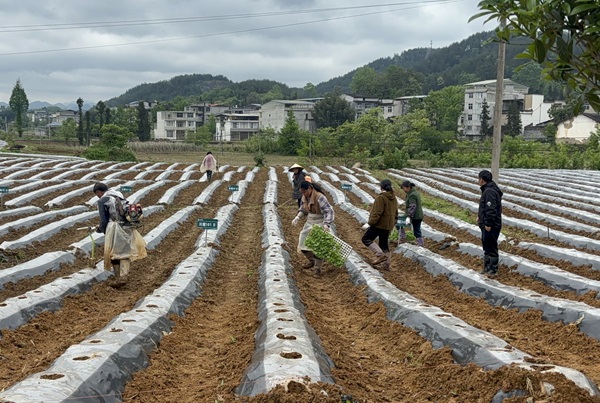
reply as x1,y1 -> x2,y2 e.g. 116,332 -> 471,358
482,255 -> 491,275
313,258 -> 323,276
378,251 -> 392,270
489,256 -> 499,276
301,251 -> 315,269
416,237 -> 424,247
368,243 -> 387,265
398,227 -> 407,244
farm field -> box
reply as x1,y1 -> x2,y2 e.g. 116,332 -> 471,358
0,155 -> 599,402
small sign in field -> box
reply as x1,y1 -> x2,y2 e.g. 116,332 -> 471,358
197,218 -> 218,229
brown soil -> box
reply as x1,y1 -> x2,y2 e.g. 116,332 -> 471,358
0,164 -> 599,402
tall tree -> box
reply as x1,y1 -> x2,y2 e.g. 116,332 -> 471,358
313,94 -> 355,129
350,66 -> 380,95
96,101 -> 106,129
278,110 -> 302,155
505,101 -> 522,137
472,0 -> 600,111
8,79 -> 29,137
85,110 -> 91,146
137,102 -> 151,141
424,85 -> 464,132
76,97 -> 84,145
480,99 -> 492,137
105,108 -> 111,125
57,118 -> 77,144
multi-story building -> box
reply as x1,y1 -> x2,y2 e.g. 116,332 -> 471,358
215,107 -> 260,142
341,94 -> 381,119
153,104 -> 228,141
458,79 -> 529,140
259,100 -> 316,133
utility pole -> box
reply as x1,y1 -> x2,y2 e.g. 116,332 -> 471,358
491,18 -> 506,183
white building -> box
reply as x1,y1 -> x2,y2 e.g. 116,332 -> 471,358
555,113 -> 600,143
341,94 -> 381,120
458,79 -> 529,140
154,104 -> 228,141
215,112 -> 260,142
259,100 -> 316,133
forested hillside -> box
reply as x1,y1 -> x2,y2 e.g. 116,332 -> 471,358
105,30 -> 532,107
316,31 -> 531,95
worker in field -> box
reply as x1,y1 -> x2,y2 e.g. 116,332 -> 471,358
292,180 -> 335,276
289,163 -> 306,207
401,180 -> 424,247
92,182 -> 147,278
477,170 -> 503,276
361,179 -> 398,270
200,151 -> 217,182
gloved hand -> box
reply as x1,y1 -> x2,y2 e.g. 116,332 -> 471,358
361,223 -> 369,231
292,216 -> 300,226
323,224 -> 331,233
406,217 -> 411,225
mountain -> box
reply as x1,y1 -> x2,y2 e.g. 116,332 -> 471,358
315,31 -> 531,95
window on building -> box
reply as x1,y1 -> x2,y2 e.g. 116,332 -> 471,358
187,113 -> 194,118
166,130 -> 174,138
467,114 -> 473,121
166,121 -> 174,127
468,93 -> 474,98
466,125 -> 473,131
177,122 -> 185,128
468,103 -> 473,110
176,113 -> 183,118
206,107 -> 211,112
387,106 -> 393,113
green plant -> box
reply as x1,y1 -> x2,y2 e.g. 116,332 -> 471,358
253,152 -> 266,166
304,225 -> 345,267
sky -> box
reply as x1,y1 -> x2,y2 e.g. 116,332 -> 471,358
0,0 -> 491,106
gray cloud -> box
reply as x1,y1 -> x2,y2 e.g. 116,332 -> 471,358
0,0 -> 490,105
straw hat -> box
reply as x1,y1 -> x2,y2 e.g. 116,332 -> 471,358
288,163 -> 303,171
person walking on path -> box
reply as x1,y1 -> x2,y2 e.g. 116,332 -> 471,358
477,169 -> 503,276
289,163 -> 306,207
361,179 -> 398,270
200,151 -> 217,182
401,180 -> 424,247
291,181 -> 335,276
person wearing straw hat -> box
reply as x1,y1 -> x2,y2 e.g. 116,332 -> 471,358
292,180 -> 335,276
361,179 -> 398,270
289,163 -> 306,207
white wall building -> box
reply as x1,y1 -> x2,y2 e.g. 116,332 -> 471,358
215,112 -> 260,142
259,100 -> 316,133
458,79 -> 529,140
154,104 -> 228,141
556,113 -> 600,143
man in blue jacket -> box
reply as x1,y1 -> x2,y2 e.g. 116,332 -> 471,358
477,170 -> 503,276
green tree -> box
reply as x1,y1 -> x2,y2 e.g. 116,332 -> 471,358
472,0 -> 600,111
303,83 -> 318,98
424,86 -> 464,132
350,66 -> 380,95
380,66 -> 424,98
57,118 -> 77,144
76,97 -> 84,145
480,99 -> 492,137
278,110 -> 303,155
85,111 -> 91,146
96,101 -> 106,129
313,93 -> 355,129
505,101 -> 522,137
511,63 -> 564,101
8,79 -> 29,137
82,124 -> 136,161
186,115 -> 215,146
137,102 -> 151,141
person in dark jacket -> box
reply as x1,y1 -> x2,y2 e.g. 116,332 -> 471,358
289,163 -> 306,207
401,180 -> 424,247
93,182 -> 126,234
362,179 -> 399,270
477,170 -> 503,276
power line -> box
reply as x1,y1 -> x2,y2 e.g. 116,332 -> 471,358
0,1 -> 460,32
0,0 -> 463,56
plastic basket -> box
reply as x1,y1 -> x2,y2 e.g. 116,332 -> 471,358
331,234 -> 353,260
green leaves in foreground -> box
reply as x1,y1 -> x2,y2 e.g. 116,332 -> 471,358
304,225 -> 345,268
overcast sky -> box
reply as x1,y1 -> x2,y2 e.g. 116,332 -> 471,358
0,0 -> 491,106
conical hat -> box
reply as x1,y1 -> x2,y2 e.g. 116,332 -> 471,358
288,163 -> 303,171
